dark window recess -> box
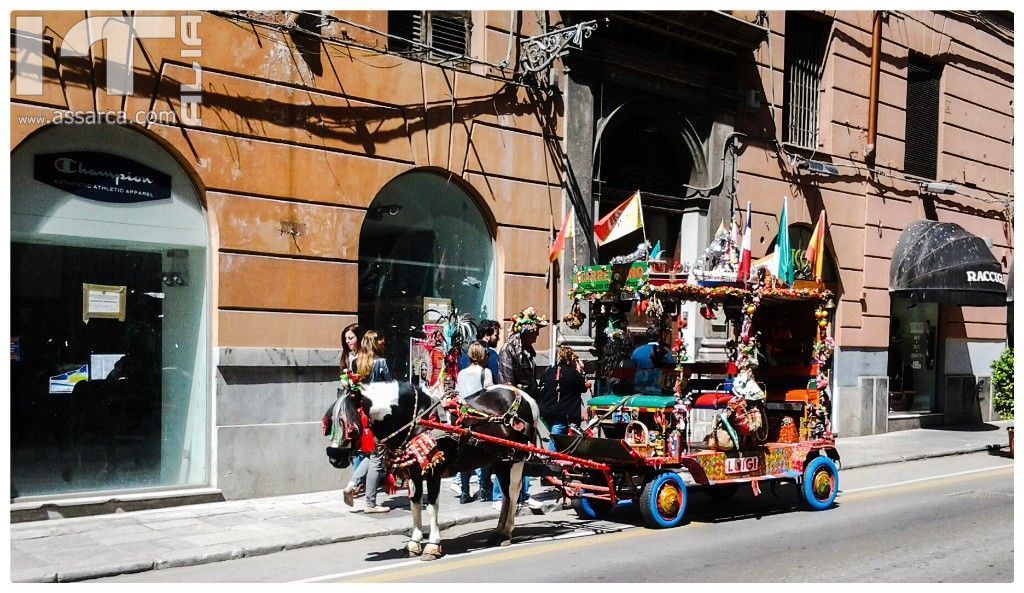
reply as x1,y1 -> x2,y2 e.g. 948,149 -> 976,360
904,54 -> 942,180
783,13 -> 830,149
388,11 -> 470,65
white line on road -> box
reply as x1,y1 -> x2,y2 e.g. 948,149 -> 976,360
296,527 -> 613,582
840,464 -> 1012,495
297,463 -> 1013,583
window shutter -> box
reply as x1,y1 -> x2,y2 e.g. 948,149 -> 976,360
783,13 -> 829,149
428,12 -> 470,58
904,55 -> 941,180
388,11 -> 423,53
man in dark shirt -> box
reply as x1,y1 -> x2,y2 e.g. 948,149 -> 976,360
458,319 -> 500,378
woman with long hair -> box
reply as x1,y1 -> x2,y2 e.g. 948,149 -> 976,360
353,330 -> 392,513
340,323 -> 365,374
356,330 -> 391,383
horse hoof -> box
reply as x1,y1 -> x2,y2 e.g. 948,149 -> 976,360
407,541 -> 423,557
420,543 -> 443,560
486,533 -> 512,547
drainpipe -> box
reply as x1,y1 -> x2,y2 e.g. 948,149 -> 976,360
865,11 -> 883,161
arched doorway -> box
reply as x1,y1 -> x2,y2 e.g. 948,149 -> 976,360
10,124 -> 210,498
594,104 -> 701,263
358,170 -> 496,380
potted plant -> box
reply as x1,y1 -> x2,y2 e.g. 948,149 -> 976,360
991,347 -> 1014,456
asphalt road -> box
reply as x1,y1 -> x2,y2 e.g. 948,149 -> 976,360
96,451 -> 1014,583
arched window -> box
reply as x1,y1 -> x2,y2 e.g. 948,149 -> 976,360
595,109 -> 696,263
358,171 -> 495,380
10,125 -> 210,497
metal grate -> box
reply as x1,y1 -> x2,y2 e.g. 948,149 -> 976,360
783,13 -> 829,149
904,54 -> 942,180
387,10 -> 470,65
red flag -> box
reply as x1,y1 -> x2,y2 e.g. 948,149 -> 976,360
736,202 -> 753,282
549,208 -> 575,262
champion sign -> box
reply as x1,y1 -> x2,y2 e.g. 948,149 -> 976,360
965,270 -> 1004,283
34,152 -> 171,203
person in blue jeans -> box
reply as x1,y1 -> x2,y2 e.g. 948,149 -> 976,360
455,320 -> 502,502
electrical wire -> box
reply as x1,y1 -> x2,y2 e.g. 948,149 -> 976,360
210,10 -> 532,90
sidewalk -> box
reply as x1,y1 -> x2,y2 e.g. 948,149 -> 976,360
10,420 -> 1013,583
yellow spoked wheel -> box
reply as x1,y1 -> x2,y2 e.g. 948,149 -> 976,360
799,455 -> 839,510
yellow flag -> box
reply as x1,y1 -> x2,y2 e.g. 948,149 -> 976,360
594,191 -> 644,246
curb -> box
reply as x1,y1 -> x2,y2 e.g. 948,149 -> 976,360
11,446 -> 1000,582
839,445 -> 994,471
13,508 -> 503,583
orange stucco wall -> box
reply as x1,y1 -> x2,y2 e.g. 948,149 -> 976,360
738,11 -> 1012,349
11,10 -> 563,349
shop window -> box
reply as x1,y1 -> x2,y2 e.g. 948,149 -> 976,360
887,296 -> 939,414
388,11 -> 472,66
904,53 -> 942,180
783,12 -> 830,149
10,125 -> 209,498
358,171 -> 495,381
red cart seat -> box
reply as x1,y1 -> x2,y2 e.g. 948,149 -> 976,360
691,391 -> 733,409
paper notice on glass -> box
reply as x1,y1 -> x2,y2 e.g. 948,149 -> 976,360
91,354 -> 125,379
83,283 -> 126,322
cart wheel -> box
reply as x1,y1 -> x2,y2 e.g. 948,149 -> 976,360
573,472 -> 614,520
799,455 -> 839,511
639,471 -> 687,528
706,483 -> 740,500
573,496 -> 613,520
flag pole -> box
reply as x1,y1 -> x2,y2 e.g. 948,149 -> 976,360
638,191 -> 650,262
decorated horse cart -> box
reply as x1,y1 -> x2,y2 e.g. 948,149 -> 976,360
543,261 -> 841,528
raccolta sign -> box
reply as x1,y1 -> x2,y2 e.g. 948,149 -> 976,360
965,270 -> 1004,283
33,151 -> 171,203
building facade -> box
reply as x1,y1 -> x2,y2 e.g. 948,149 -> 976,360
9,10 -> 1012,513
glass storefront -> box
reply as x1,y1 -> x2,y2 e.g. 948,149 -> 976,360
10,125 -> 210,498
358,171 -> 496,380
887,296 -> 939,414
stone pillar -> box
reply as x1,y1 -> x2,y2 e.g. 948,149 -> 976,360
559,74 -> 597,360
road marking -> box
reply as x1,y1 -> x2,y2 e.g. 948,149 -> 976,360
302,463 -> 1014,582
350,527 -> 652,583
841,465 -> 1013,495
296,526 -> 623,583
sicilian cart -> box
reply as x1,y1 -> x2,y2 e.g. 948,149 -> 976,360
545,256 -> 840,529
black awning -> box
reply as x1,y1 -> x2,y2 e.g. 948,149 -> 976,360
889,220 -> 1007,307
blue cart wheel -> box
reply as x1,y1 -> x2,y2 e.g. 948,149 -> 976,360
800,455 -> 839,510
574,496 -> 613,520
573,472 -> 613,520
639,471 -> 687,528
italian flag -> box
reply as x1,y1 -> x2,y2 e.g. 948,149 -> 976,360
594,191 -> 644,247
737,201 -> 753,281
